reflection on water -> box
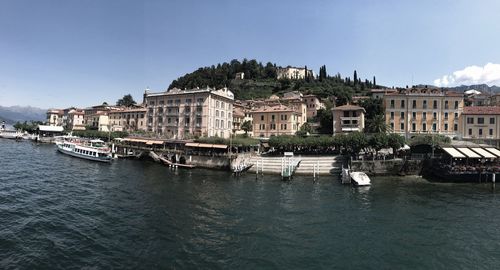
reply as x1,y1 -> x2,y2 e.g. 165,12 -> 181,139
1,140 -> 500,269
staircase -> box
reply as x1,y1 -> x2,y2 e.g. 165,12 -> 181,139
248,155 -> 343,176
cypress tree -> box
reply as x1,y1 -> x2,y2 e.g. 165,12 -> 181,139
353,70 -> 358,85
373,76 -> 376,87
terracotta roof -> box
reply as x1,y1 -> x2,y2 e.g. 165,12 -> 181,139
233,107 -> 245,117
332,104 -> 365,112
463,106 -> 500,115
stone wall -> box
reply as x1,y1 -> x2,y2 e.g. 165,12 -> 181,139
350,159 -> 423,176
187,155 -> 231,169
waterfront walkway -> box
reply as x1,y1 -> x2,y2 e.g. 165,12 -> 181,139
248,155 -> 343,176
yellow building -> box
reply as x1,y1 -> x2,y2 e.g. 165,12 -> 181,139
384,87 -> 464,138
250,104 -> 303,138
460,106 -> 500,147
232,102 -> 253,135
331,104 -> 365,134
143,87 -> 234,139
108,107 -> 147,132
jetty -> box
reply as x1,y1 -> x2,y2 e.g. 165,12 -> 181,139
248,155 -> 343,177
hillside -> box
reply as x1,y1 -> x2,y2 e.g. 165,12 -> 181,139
0,106 -> 46,124
168,59 -> 379,103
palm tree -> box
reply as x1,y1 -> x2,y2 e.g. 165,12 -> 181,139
365,114 -> 389,133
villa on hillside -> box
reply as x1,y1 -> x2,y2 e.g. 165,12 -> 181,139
331,104 -> 365,134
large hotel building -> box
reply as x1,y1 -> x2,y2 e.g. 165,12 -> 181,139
384,87 -> 464,138
143,87 -> 234,139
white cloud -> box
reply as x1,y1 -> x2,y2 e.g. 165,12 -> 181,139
434,63 -> 500,87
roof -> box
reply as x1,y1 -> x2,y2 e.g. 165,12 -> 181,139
251,104 -> 296,113
332,104 -> 365,112
470,148 -> 496,159
37,125 -> 64,132
485,148 -> 500,157
462,106 -> 500,115
185,142 -> 228,149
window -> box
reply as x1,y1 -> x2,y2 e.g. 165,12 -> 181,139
390,123 -> 394,130
412,123 -> 416,131
444,123 -> 448,131
216,101 -> 219,108
432,123 -> 436,131
261,115 -> 264,121
468,128 -> 472,135
467,117 -> 474,124
454,124 -> 458,131
490,118 -> 495,124
390,100 -> 395,108
412,112 -> 416,119
479,128 -> 483,136
400,123 -> 404,130
444,100 -> 449,109
390,112 -> 394,119
423,100 -> 427,109
221,120 -> 224,128
271,115 -> 275,121
422,123 -> 427,131
433,112 -> 437,119
444,112 -> 448,119
454,101 -> 459,109
423,112 -> 427,120
216,119 -> 219,128
433,100 -> 437,109
216,110 -> 219,117
400,112 -> 404,119
401,100 -> 405,108
478,118 -> 484,124
490,129 -> 493,136
412,100 -> 417,109
185,117 -> 190,127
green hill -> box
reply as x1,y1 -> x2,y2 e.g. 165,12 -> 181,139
168,59 -> 379,104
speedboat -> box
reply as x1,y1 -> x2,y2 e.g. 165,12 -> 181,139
0,129 -> 23,139
56,138 -> 112,163
349,171 -> 371,186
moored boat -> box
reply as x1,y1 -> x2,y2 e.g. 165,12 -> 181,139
0,129 -> 23,139
56,138 -> 112,163
349,171 -> 371,186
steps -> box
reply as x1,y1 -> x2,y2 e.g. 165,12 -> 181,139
248,155 -> 343,176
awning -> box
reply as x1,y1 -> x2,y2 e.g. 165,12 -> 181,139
456,148 -> 481,158
442,147 -> 466,158
212,144 -> 228,149
484,148 -> 500,158
123,138 -> 163,144
197,143 -> 214,148
185,142 -> 199,147
470,148 -> 496,159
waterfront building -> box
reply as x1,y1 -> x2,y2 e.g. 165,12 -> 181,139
143,87 -> 234,139
108,107 -> 147,132
46,109 -> 64,126
460,106 -> 500,147
303,94 -> 325,118
331,104 -> 365,134
84,104 -> 114,132
276,66 -> 314,80
250,104 -> 303,137
384,87 -> 464,138
232,101 -> 253,135
66,108 -> 86,131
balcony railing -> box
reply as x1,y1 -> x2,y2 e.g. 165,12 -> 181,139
340,116 -> 360,121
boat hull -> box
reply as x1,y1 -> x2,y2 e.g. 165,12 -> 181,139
57,146 -> 112,163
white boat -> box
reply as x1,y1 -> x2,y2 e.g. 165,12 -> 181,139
56,138 -> 112,163
349,171 -> 371,186
0,130 -> 23,139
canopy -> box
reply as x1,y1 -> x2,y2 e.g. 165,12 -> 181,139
38,125 -> 64,132
442,147 -> 466,158
470,148 -> 496,159
185,142 -> 228,149
485,148 -> 500,158
456,148 -> 481,158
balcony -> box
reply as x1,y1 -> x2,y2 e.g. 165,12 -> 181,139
340,116 -> 360,122
341,124 -> 361,132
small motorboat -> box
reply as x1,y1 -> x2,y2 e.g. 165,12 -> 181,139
232,163 -> 254,175
349,171 -> 371,186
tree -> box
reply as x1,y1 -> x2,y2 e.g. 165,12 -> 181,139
387,133 -> 406,155
353,70 -> 358,85
365,114 -> 388,133
116,94 -> 136,107
359,98 -> 384,121
344,132 -> 368,157
369,133 -> 389,154
373,76 -> 376,87
317,108 -> 333,134
241,120 -> 252,135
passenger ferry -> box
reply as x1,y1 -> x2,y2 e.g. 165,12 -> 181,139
56,138 -> 112,163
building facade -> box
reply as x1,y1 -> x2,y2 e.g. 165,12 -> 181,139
332,105 -> 365,134
143,87 -> 234,139
66,109 -> 86,131
384,88 -> 464,138
276,67 -> 314,80
250,104 -> 303,137
108,107 -> 147,132
460,106 -> 500,147
46,109 -> 64,126
232,102 -> 253,135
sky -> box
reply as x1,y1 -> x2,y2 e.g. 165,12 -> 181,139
1,0 -> 499,109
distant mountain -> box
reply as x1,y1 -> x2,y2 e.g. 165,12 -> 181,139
446,84 -> 500,94
0,106 -> 46,124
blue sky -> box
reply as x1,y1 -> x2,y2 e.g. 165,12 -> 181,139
1,0 -> 499,108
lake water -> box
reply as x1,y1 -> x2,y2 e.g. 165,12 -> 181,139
1,139 -> 500,269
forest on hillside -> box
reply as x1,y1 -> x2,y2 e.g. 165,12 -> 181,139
168,59 -> 379,104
